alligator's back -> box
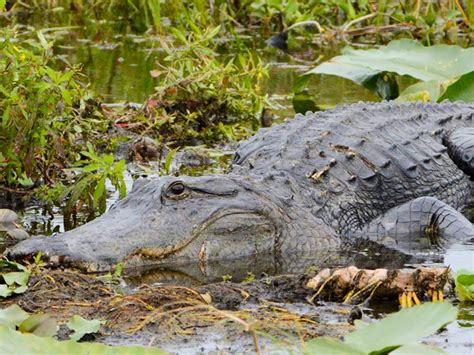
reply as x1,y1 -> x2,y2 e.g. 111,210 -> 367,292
231,102 -> 474,232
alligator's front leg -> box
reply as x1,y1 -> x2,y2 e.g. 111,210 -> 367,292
352,196 -> 474,254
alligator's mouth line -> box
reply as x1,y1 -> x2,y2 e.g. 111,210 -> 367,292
124,208 -> 268,265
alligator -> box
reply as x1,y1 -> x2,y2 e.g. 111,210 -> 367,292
6,101 -> 474,271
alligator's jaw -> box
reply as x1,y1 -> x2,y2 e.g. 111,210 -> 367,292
6,210 -> 279,272
5,174 -> 302,271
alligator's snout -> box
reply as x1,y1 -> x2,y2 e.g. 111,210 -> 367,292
6,234 -> 72,266
6,195 -> 150,269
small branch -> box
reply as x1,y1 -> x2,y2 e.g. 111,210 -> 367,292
341,12 -> 378,33
287,20 -> 324,34
453,0 -> 470,25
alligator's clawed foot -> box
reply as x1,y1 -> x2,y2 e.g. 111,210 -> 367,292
399,289 -> 444,308
428,289 -> 444,302
399,291 -> 421,308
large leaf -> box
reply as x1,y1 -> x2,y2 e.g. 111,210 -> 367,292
0,285 -> 12,298
344,302 -> 457,353
307,40 -> 474,82
439,71 -> 474,102
306,40 -> 474,101
397,71 -> 474,103
0,325 -> 166,354
0,305 -> 29,329
304,337 -> 366,354
0,269 -> 30,297
67,315 -> 105,341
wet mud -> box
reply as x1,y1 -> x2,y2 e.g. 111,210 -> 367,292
1,270 -> 354,352
2,268 -> 471,353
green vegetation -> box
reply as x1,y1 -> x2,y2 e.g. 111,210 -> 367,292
0,305 -> 164,354
2,1 -> 473,213
304,302 -> 457,354
0,29 -> 128,218
0,328 -> 162,355
455,269 -> 474,302
1,5 -> 270,213
118,25 -> 268,145
0,31 -> 106,189
42,143 -> 127,218
67,315 -> 106,341
297,39 -> 474,110
0,1 -> 472,353
5,0 -> 473,39
0,259 -> 30,298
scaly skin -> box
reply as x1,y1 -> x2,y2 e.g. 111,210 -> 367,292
6,102 -> 474,270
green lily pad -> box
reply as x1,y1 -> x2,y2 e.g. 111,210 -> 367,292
12,285 -> 28,294
67,315 -> 106,341
306,303 -> 456,354
439,71 -> 474,103
308,39 -> 474,82
304,337 -> 365,354
18,314 -> 58,337
3,271 -> 30,286
0,325 -> 166,354
344,302 -> 457,353
0,285 -> 12,298
306,39 -> 474,102
0,305 -> 29,329
396,79 -> 449,102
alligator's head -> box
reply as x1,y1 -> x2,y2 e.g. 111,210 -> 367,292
7,174 -> 336,271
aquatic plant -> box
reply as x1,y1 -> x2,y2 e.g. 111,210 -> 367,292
455,269 -> 474,302
6,0 -> 472,40
116,25 -> 269,145
0,305 -> 164,354
0,30 -> 109,190
0,30 -> 129,219
55,143 -> 126,218
298,39 -> 474,108
0,259 -> 30,298
303,302 -> 457,354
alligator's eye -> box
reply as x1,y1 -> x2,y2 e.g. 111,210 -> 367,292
168,182 -> 186,196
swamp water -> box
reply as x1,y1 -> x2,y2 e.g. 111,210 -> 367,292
2,23 -> 474,353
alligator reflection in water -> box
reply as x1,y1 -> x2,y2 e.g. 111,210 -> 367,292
124,243 -> 419,286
